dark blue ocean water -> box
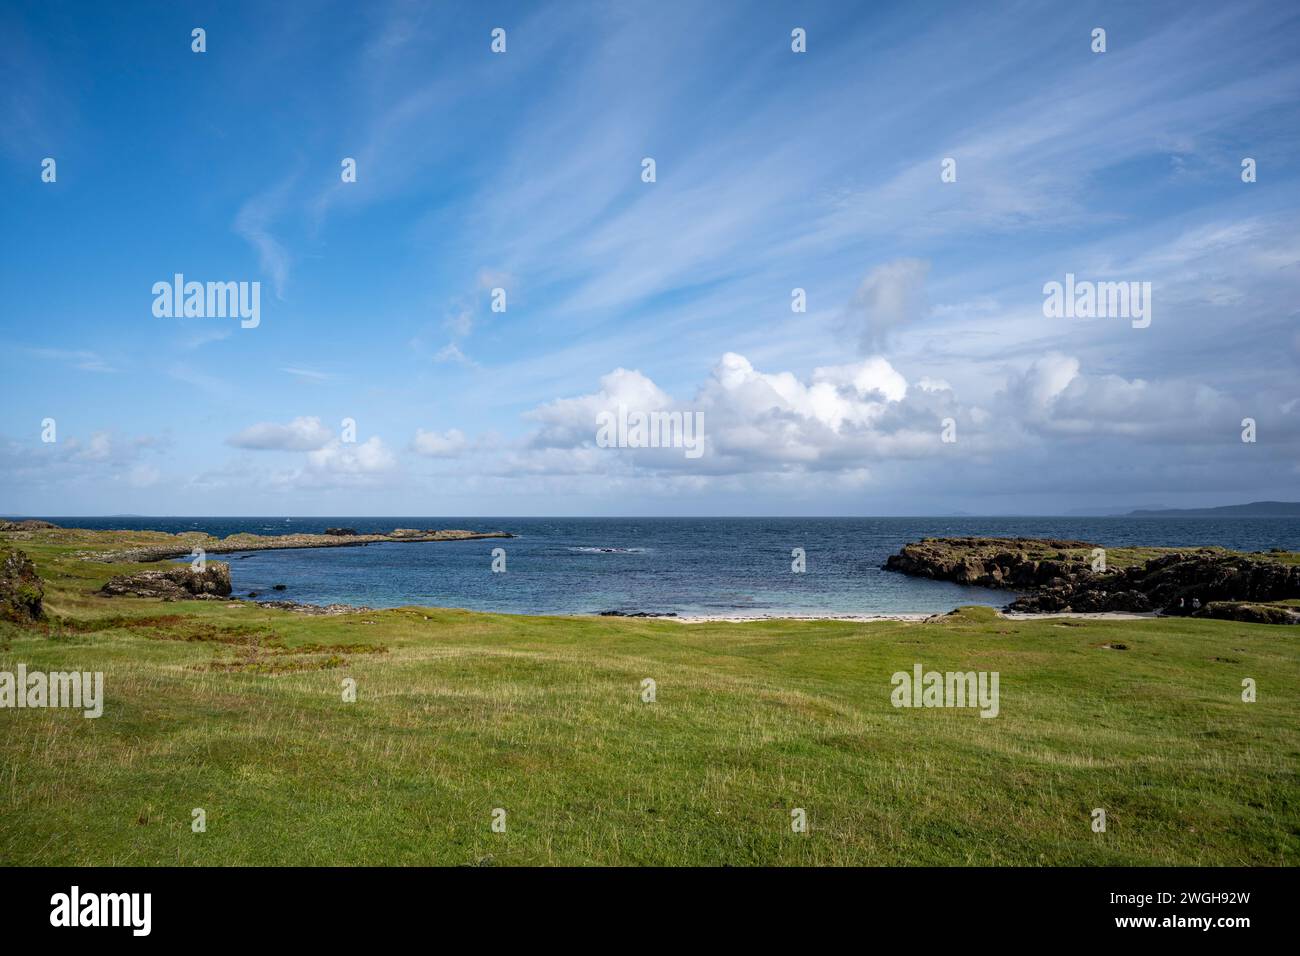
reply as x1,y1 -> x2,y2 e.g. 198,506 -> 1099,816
36,516 -> 1300,617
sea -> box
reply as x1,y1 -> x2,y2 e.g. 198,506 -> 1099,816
35,516 -> 1300,618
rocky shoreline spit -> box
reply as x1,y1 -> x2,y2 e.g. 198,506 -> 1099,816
71,526 -> 515,611
0,519 -> 58,533
247,599 -> 376,616
884,537 -> 1300,623
85,527 -> 514,564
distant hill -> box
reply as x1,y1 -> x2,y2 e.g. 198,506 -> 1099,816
1127,501 -> 1300,517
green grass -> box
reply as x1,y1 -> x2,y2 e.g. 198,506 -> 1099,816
1,531 -> 1297,866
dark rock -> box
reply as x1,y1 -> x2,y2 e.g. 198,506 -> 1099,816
1192,601 -> 1300,625
272,584 -> 288,591
324,527 -> 358,536
0,548 -> 45,624
99,563 -> 232,601
598,610 -> 679,618
888,537 -> 1300,622
884,538 -> 1097,591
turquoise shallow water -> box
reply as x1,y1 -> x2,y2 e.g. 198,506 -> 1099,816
37,515 -> 1300,616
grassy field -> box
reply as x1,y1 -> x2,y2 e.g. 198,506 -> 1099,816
1,530 -> 1297,866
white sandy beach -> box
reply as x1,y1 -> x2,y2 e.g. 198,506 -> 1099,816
671,609 -> 1161,624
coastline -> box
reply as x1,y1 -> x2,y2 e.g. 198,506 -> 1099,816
85,528 -> 513,563
670,610 -> 1157,624
6,522 -> 1296,624
3,521 -> 1298,866
213,601 -> 1162,623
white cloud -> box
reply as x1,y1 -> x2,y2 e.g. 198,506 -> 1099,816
79,431 -> 113,462
127,464 -> 161,488
281,366 -> 331,382
1002,353 -> 1236,441
1005,353 -> 1081,416
412,428 -> 468,458
305,437 -> 397,477
515,352 -> 955,477
226,416 -> 333,451
233,180 -> 293,299
26,347 -> 117,373
434,343 -> 475,366
846,259 -> 930,352
527,367 -> 673,449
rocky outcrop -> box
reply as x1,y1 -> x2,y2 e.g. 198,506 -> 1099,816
99,563 -> 232,601
0,548 -> 45,624
323,527 -> 358,536
884,537 -> 1300,621
1010,551 -> 1300,616
0,519 -> 58,532
1192,601 -> 1300,626
883,537 -> 1100,589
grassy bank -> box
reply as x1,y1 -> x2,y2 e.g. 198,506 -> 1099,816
1,529 -> 1297,866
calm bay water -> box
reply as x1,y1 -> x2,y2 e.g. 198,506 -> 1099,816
39,516 -> 1300,617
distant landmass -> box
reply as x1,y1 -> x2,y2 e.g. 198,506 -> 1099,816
1127,501 -> 1300,517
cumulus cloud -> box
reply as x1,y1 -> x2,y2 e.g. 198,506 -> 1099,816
305,437 -> 396,476
527,367 -> 673,449
226,416 -> 333,451
514,351 -> 968,478
1004,353 -> 1081,416
694,352 -> 962,468
261,437 -> 398,490
1001,352 -> 1230,439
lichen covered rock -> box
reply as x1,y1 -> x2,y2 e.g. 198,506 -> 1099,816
0,547 -> 45,623
99,562 -> 232,601
885,537 -> 1300,621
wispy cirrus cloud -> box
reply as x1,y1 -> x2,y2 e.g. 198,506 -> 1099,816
233,178 -> 295,299
25,347 -> 117,373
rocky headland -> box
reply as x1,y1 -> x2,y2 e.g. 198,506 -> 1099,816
884,537 -> 1300,623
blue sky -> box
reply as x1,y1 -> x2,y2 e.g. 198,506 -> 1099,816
2,0 -> 1299,516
